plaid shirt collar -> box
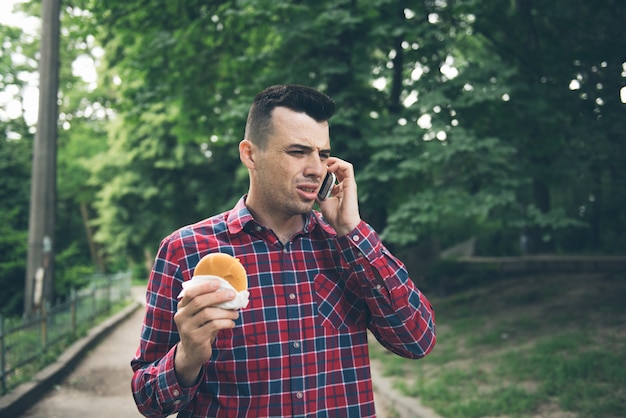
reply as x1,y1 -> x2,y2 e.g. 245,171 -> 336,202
226,195 -> 337,237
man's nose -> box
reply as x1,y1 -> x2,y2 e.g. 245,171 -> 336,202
306,152 -> 326,178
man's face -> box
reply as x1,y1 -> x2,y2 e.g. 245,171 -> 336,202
252,107 -> 331,218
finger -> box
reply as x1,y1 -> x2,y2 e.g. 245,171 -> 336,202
175,306 -> 239,342
194,306 -> 240,326
180,291 -> 238,322
327,160 -> 355,185
179,278 -> 239,308
178,279 -> 221,303
200,316 -> 239,332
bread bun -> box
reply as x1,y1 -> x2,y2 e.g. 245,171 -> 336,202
194,253 -> 247,292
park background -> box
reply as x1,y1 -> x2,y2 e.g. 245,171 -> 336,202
0,1 -> 625,417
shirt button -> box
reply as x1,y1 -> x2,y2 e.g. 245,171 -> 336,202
289,293 -> 296,300
173,389 -> 180,397
293,341 -> 300,349
352,234 -> 360,242
296,391 -> 304,399
173,399 -> 182,405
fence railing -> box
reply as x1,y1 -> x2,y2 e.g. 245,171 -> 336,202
0,272 -> 132,395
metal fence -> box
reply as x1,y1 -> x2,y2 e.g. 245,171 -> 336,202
0,272 -> 132,395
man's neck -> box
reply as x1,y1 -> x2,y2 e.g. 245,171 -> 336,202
245,202 -> 306,245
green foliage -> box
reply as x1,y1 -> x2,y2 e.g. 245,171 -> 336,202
2,0 -> 626,310
0,118 -> 32,315
0,22 -> 33,315
0,8 -> 112,314
54,243 -> 95,297
78,0 -> 626,265
0,208 -> 28,315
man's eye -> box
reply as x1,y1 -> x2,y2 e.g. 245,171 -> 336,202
289,150 -> 305,156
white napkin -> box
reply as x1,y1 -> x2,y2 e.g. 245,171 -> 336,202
177,274 -> 250,310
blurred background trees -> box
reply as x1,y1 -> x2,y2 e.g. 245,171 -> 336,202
1,0 -> 625,315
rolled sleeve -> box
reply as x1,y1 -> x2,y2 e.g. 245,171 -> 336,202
132,345 -> 204,417
336,221 -> 436,358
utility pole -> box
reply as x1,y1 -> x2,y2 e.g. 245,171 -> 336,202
25,0 -> 61,316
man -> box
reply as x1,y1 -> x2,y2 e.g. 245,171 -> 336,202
131,84 -> 436,417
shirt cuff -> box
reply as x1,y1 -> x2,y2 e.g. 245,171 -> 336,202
336,221 -> 407,292
156,345 -> 202,412
336,220 -> 379,261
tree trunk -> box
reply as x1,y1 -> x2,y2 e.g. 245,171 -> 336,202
79,202 -> 106,272
24,0 -> 61,316
530,178 -> 553,253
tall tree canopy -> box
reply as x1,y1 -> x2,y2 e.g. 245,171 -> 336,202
1,0 -> 625,313
82,0 -> 625,262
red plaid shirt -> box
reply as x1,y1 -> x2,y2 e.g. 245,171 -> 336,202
131,197 -> 436,417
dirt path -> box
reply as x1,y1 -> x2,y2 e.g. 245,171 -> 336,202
17,286 -> 428,418
20,293 -> 145,418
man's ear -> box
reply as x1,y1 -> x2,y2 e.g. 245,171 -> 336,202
239,139 -> 256,169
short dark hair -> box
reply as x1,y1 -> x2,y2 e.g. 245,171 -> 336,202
244,84 -> 336,149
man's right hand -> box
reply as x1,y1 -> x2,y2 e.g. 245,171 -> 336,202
173,280 -> 239,387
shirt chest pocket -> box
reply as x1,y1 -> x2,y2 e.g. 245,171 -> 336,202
313,273 -> 367,331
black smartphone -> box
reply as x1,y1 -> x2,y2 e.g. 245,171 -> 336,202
318,172 -> 336,201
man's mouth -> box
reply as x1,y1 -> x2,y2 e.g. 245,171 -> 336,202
299,186 -> 319,193
297,184 -> 321,199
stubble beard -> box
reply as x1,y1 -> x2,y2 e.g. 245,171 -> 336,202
257,179 -> 313,221
278,191 -> 314,218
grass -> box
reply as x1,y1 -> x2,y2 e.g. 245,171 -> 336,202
369,272 -> 626,418
2,298 -> 133,394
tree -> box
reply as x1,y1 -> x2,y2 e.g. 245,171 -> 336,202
0,134 -> 32,315
0,19 -> 37,315
24,0 -> 61,315
461,0 -> 626,253
6,0 -> 624,293
0,1 -> 115,314
81,0 -> 626,264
